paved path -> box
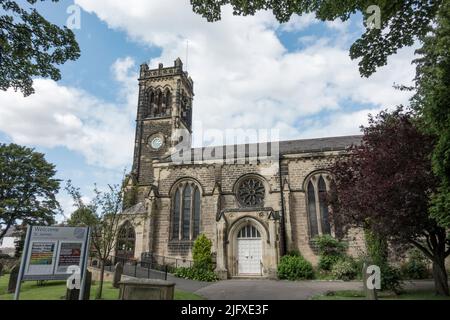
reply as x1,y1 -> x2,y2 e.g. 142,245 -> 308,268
194,280 -> 363,300
109,264 -> 441,300
194,279 -> 443,300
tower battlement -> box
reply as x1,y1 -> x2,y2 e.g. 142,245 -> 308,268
139,58 -> 193,90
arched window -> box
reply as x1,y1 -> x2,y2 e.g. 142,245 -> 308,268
305,172 -> 332,238
171,181 -> 201,241
116,221 -> 135,259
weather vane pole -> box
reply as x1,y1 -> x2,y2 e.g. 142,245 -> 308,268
186,39 -> 189,72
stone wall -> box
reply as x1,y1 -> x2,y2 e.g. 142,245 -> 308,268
131,150 -> 367,269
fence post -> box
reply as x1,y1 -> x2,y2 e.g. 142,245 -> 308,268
165,265 -> 168,281
147,264 -> 150,279
134,261 -> 137,278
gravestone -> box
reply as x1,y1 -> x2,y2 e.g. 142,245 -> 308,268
7,264 -> 19,293
66,270 -> 92,300
118,278 -> 175,300
113,262 -> 124,288
362,262 -> 378,300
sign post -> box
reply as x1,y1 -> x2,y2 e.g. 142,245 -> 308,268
14,226 -> 32,301
14,226 -> 90,300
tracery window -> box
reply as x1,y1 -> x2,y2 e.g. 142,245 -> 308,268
171,181 -> 201,241
116,221 -> 135,259
305,173 -> 332,238
145,88 -> 172,117
237,177 -> 266,207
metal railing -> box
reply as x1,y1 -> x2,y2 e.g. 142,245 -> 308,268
141,252 -> 195,271
89,255 -> 173,281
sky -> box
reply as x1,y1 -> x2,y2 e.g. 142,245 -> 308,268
0,0 -> 417,221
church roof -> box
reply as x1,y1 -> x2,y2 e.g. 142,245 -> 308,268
121,202 -> 147,215
278,135 -> 363,155
163,135 -> 362,162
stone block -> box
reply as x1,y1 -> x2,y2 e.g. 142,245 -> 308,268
118,278 -> 175,300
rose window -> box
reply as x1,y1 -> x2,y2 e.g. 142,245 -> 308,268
237,178 -> 265,207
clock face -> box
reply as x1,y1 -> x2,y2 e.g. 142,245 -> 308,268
150,137 -> 163,150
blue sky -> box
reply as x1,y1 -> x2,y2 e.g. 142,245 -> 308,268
0,1 -> 417,220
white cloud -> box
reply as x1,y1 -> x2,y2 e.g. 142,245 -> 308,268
0,57 -> 137,169
279,13 -> 318,32
73,0 -> 416,146
0,1 -> 417,168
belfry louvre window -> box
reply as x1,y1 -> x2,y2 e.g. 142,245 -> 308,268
171,182 -> 201,241
306,173 -> 332,238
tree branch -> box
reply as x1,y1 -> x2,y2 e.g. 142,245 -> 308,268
410,239 -> 434,260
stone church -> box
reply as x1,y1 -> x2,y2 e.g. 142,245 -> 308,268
117,58 -> 364,279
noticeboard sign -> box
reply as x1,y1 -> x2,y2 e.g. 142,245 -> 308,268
21,226 -> 90,281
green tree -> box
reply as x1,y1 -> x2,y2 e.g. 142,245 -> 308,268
0,0 -> 80,96
0,143 -> 60,240
65,181 -> 133,300
412,2 -> 450,228
190,0 -> 442,77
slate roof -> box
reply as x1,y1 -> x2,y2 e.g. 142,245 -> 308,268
121,202 -> 147,215
163,135 -> 362,162
278,135 -> 363,155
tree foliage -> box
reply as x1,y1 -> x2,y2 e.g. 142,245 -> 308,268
0,143 -> 60,240
190,0 -> 442,77
329,108 -> 450,295
412,1 -> 450,228
0,0 -> 80,96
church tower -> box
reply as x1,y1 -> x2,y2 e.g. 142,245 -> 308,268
131,58 -> 194,186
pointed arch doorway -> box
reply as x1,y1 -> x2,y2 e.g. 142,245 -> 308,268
237,224 -> 262,275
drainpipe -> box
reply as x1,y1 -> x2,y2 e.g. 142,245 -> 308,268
278,155 -> 287,256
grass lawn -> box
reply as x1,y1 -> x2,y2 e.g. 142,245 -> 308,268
0,274 -> 204,300
312,289 -> 450,300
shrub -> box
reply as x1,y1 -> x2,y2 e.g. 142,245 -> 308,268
319,255 -> 342,271
174,267 -> 218,282
401,249 -> 430,280
174,235 -> 218,282
277,254 -> 314,280
381,264 -> 403,294
313,235 -> 348,271
331,259 -> 357,281
192,234 -> 213,271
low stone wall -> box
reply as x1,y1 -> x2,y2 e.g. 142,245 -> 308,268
118,278 -> 175,300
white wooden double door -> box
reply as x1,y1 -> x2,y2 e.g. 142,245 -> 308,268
238,239 -> 262,275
